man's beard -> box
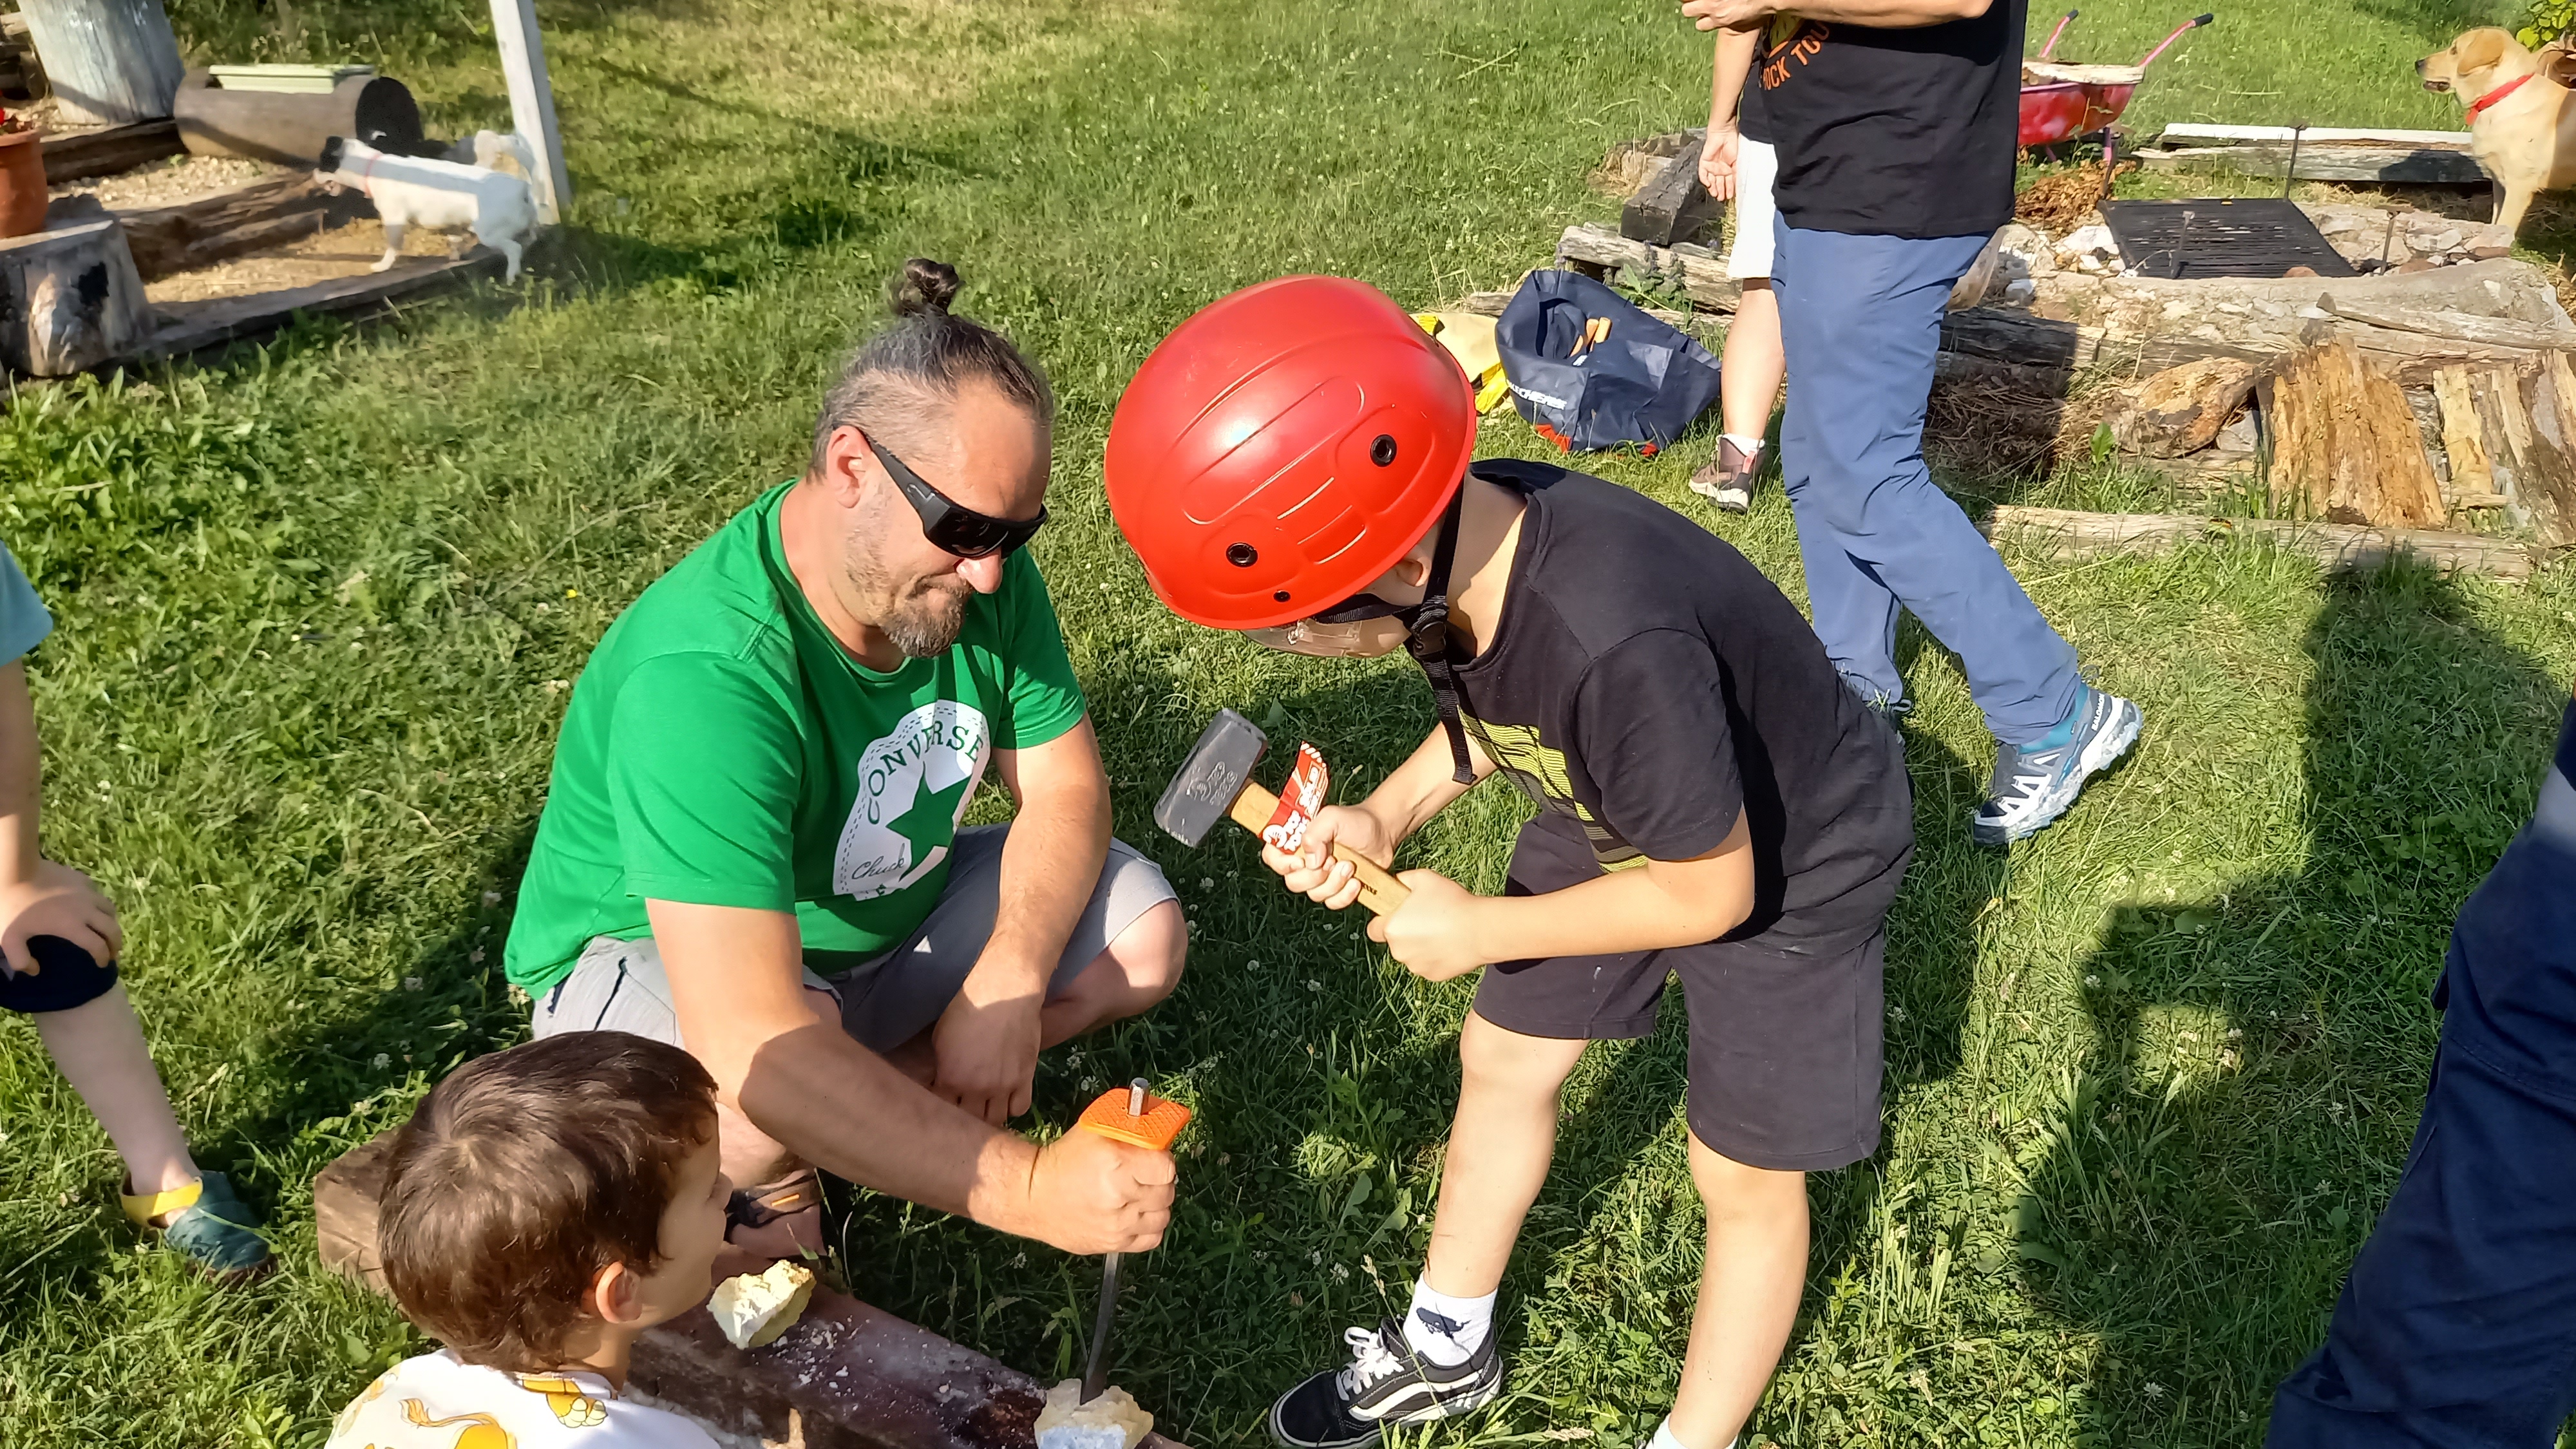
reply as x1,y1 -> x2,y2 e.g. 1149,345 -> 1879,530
849,542 -> 971,658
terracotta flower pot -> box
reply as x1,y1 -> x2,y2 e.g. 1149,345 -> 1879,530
0,128 -> 46,240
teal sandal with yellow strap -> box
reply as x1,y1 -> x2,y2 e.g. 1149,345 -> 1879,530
122,1170 -> 273,1282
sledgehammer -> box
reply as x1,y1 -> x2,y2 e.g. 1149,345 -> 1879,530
1153,708 -> 1412,916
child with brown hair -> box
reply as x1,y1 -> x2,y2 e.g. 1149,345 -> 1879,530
328,1032 -> 733,1448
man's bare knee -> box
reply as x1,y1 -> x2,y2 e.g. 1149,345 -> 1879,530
1111,898 -> 1187,1008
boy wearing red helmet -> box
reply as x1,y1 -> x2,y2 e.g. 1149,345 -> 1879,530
1106,277 -> 1914,1449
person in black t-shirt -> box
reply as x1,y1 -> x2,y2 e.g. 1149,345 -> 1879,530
1104,278 -> 1915,1449
1681,0 -> 2142,847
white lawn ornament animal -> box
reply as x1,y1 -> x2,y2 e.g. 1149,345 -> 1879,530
314,135 -> 536,283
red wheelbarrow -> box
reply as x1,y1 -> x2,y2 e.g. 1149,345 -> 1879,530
2020,11 -> 2212,149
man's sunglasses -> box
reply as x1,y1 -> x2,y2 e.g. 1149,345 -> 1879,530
861,430 -> 1048,560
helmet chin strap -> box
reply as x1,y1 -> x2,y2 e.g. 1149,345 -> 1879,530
1396,489 -> 1476,784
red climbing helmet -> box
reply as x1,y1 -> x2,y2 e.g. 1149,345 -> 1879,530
1104,276 -> 1477,632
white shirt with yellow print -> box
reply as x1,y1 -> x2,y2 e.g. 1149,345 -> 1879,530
328,1350 -> 718,1449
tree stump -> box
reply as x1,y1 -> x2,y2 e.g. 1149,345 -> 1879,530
15,0 -> 184,126
2263,340 -> 2446,529
0,196 -> 152,375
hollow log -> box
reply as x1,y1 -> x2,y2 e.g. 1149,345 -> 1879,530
173,68 -> 423,166
0,196 -> 151,375
1983,506 -> 2535,578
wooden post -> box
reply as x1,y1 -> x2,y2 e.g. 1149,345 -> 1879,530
488,0 -> 569,225
15,0 -> 185,126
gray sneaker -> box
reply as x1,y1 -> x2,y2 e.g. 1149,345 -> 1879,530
1688,438 -> 1761,515
1971,685 -> 2141,846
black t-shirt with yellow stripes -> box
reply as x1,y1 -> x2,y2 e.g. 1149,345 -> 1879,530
1450,460 -> 1909,939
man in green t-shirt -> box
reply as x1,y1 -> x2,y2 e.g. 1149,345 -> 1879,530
504,261 -> 1186,1262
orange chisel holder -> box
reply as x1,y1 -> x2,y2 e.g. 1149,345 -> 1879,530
1075,1085 -> 1191,1151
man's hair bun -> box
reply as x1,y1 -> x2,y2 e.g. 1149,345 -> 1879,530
890,258 -> 962,317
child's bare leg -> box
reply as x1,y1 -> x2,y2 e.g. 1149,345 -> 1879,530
1719,281 -> 1783,442
1665,1132 -> 1808,1449
33,984 -> 198,1204
1420,1011 -> 1589,1297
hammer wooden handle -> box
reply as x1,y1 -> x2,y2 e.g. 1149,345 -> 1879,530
1228,782 -> 1412,916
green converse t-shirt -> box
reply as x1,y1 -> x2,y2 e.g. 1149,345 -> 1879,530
502,482 -> 1086,997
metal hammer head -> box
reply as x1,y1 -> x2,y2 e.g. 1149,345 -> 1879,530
1153,708 -> 1268,846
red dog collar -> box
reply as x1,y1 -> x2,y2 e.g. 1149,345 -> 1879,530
2467,71 -> 2533,124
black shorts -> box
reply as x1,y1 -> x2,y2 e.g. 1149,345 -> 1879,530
1472,811 -> 1911,1172
0,937 -> 120,1015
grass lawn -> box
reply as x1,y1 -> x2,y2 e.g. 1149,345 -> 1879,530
5,0 -> 2574,1444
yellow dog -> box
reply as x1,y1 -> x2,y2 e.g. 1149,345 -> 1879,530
2420,28 -> 2576,236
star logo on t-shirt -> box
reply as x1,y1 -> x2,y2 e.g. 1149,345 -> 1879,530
887,769 -> 972,870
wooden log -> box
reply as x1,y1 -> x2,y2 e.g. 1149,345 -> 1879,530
2262,340 -> 2445,527
37,117 -> 181,182
488,0 -> 571,224
1933,348 -> 2073,397
0,196 -> 152,375
1983,505 -> 2535,578
1621,149 -> 1718,247
15,0 -> 185,126
2105,257 -> 2566,324
1554,222 -> 1740,312
112,172 -> 342,280
2137,142 -> 2490,186
1940,306 -> 2109,371
139,251 -> 501,361
2324,298 -> 2576,352
2108,356 -> 2259,456
1600,128 -> 1701,197
2152,122 -> 2472,149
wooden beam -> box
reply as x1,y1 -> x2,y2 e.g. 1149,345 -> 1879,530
2323,299 -> 2576,352
140,251 -> 502,361
2152,122 -> 2471,149
1940,306 -> 2109,372
2137,143 -> 2490,186
1982,505 -> 2536,578
15,0 -> 185,126
488,0 -> 570,224
39,117 -> 182,183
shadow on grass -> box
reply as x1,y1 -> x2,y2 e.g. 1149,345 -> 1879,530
2009,564 -> 2564,1446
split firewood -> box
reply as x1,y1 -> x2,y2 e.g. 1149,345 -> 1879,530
2432,366 -> 2501,506
2263,341 -> 2445,528
2107,357 -> 2260,457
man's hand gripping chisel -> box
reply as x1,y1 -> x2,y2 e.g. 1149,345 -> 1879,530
1075,1078 -> 1191,1402
1152,708 -> 1411,916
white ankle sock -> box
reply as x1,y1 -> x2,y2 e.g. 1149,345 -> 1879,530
1720,433 -> 1766,457
1401,1279 -> 1496,1367
1648,1416 -> 1736,1449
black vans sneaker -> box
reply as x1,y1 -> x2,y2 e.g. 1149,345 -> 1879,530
1267,1318 -> 1502,1449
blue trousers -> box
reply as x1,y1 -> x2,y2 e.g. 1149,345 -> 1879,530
2269,705 -> 2576,1448
1770,222 -> 2083,745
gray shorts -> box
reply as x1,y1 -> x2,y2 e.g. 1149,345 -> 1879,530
529,824 -> 1177,1054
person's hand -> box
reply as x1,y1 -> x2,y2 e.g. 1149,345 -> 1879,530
931,969 -> 1045,1126
1367,869 -> 1490,983
1698,122 -> 1741,199
0,860 -> 119,978
1023,1126 -> 1176,1255
1682,0 -> 1774,32
1260,804 -> 1397,912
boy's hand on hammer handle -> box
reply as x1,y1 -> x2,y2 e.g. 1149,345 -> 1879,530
1262,804 -> 1407,914
1025,1126 -> 1175,1256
